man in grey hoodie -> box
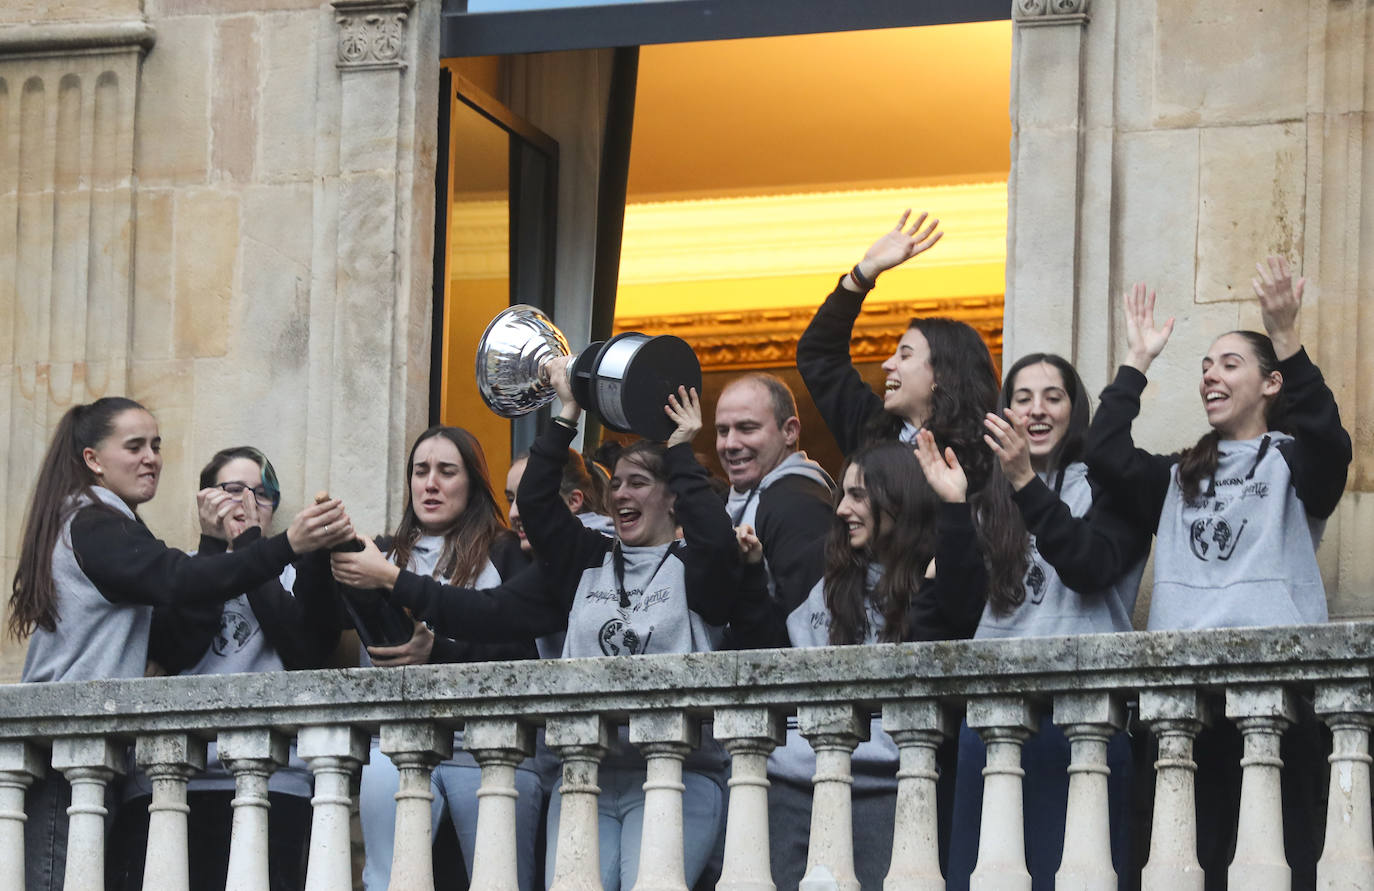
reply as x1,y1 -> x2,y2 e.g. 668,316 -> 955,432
715,373 -> 836,645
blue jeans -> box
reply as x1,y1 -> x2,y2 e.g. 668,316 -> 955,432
360,743 -> 543,891
544,767 -> 724,891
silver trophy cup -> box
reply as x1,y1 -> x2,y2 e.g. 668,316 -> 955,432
475,304 -> 702,441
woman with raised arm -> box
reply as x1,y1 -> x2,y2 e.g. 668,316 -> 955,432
517,356 -> 756,891
946,354 -> 1150,889
9,397 -> 352,891
1086,258 -> 1350,627
796,209 -> 1028,621
322,425 -> 540,891
1084,257 -> 1351,887
769,440 -> 987,888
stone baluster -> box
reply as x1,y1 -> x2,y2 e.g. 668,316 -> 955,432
967,696 -> 1037,891
630,710 -> 699,891
1139,689 -> 1210,891
297,725 -> 369,891
464,718 -> 535,891
380,722 -> 453,891
1315,681 -> 1374,887
714,706 -> 785,891
1226,685 -> 1297,888
0,741 -> 44,891
219,729 -> 289,891
135,733 -> 206,891
547,714 -> 611,891
1053,693 -> 1124,891
796,703 -> 867,891
881,699 -> 953,891
52,736 -> 124,891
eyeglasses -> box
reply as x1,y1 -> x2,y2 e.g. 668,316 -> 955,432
217,481 -> 280,508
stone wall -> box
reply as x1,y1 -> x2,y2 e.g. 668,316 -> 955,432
0,0 -> 439,681
1005,0 -> 1374,619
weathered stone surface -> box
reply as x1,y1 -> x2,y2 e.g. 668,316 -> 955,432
173,188 -> 238,358
131,188 -> 175,359
464,718 -> 533,755
1053,692 -> 1124,728
258,12 -> 319,182
133,15 -> 211,186
629,710 -> 698,747
211,16 -> 258,183
135,731 -> 206,770
1195,123 -> 1305,304
149,0 -> 322,15
0,1 -> 141,23
1153,0 -> 1307,127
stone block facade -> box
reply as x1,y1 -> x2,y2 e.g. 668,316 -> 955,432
2,0 -> 1373,681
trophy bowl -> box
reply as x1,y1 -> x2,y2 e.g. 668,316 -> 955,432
476,305 -> 702,441
475,304 -> 572,417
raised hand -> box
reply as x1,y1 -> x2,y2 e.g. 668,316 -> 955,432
984,410 -> 1035,490
196,488 -> 238,540
1251,255 -> 1304,360
331,535 -> 400,590
223,484 -> 262,543
856,209 -> 943,280
544,354 -> 582,422
913,429 -> 967,504
1122,282 -> 1174,373
286,497 -> 355,554
735,523 -> 763,565
665,386 -> 703,448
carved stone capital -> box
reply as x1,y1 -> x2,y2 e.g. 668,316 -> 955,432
1014,0 -> 1088,26
333,0 -> 414,71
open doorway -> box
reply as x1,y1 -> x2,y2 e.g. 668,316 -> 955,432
436,12 -> 1011,488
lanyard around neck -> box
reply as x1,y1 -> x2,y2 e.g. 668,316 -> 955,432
612,539 -> 680,609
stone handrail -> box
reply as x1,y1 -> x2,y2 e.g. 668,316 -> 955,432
0,623 -> 1370,889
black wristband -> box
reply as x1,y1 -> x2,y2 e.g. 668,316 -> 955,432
850,263 -> 876,291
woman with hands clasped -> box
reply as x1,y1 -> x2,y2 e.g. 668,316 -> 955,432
943,355 -> 1149,890
1084,257 -> 1352,888
321,425 -> 539,891
9,398 -> 354,891
523,356 -> 761,891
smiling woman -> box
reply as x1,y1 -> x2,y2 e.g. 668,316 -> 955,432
8,397 -> 355,890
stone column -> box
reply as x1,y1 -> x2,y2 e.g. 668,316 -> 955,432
1003,0 -> 1090,364
1315,681 -> 1374,887
713,706 -> 785,891
796,704 -> 867,891
219,729 -> 289,891
1053,692 -> 1124,891
297,725 -> 369,891
629,710 -> 699,891
881,699 -> 953,891
380,721 -> 452,891
1140,689 -> 1210,891
135,733 -> 206,891
1226,686 -> 1297,888
547,714 -> 611,891
52,736 -> 124,891
0,741 -> 44,890
967,696 -> 1037,891
322,0 -> 437,531
464,718 -> 535,891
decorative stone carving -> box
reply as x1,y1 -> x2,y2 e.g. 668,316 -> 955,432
1013,0 -> 1088,26
333,0 -> 413,71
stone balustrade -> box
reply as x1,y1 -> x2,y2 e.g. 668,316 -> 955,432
0,623 -> 1371,889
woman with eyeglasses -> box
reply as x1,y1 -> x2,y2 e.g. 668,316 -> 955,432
109,446 -> 341,891
9,398 -> 354,891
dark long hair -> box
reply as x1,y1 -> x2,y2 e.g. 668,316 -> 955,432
864,317 -> 1028,615
1177,331 -> 1286,503
9,397 -> 147,640
997,353 -> 1092,482
390,426 -> 510,585
824,443 -> 940,645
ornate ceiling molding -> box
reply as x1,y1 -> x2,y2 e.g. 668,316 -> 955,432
614,297 -> 1004,372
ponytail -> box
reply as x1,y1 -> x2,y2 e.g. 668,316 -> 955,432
9,397 -> 146,640
1176,430 -> 1222,504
